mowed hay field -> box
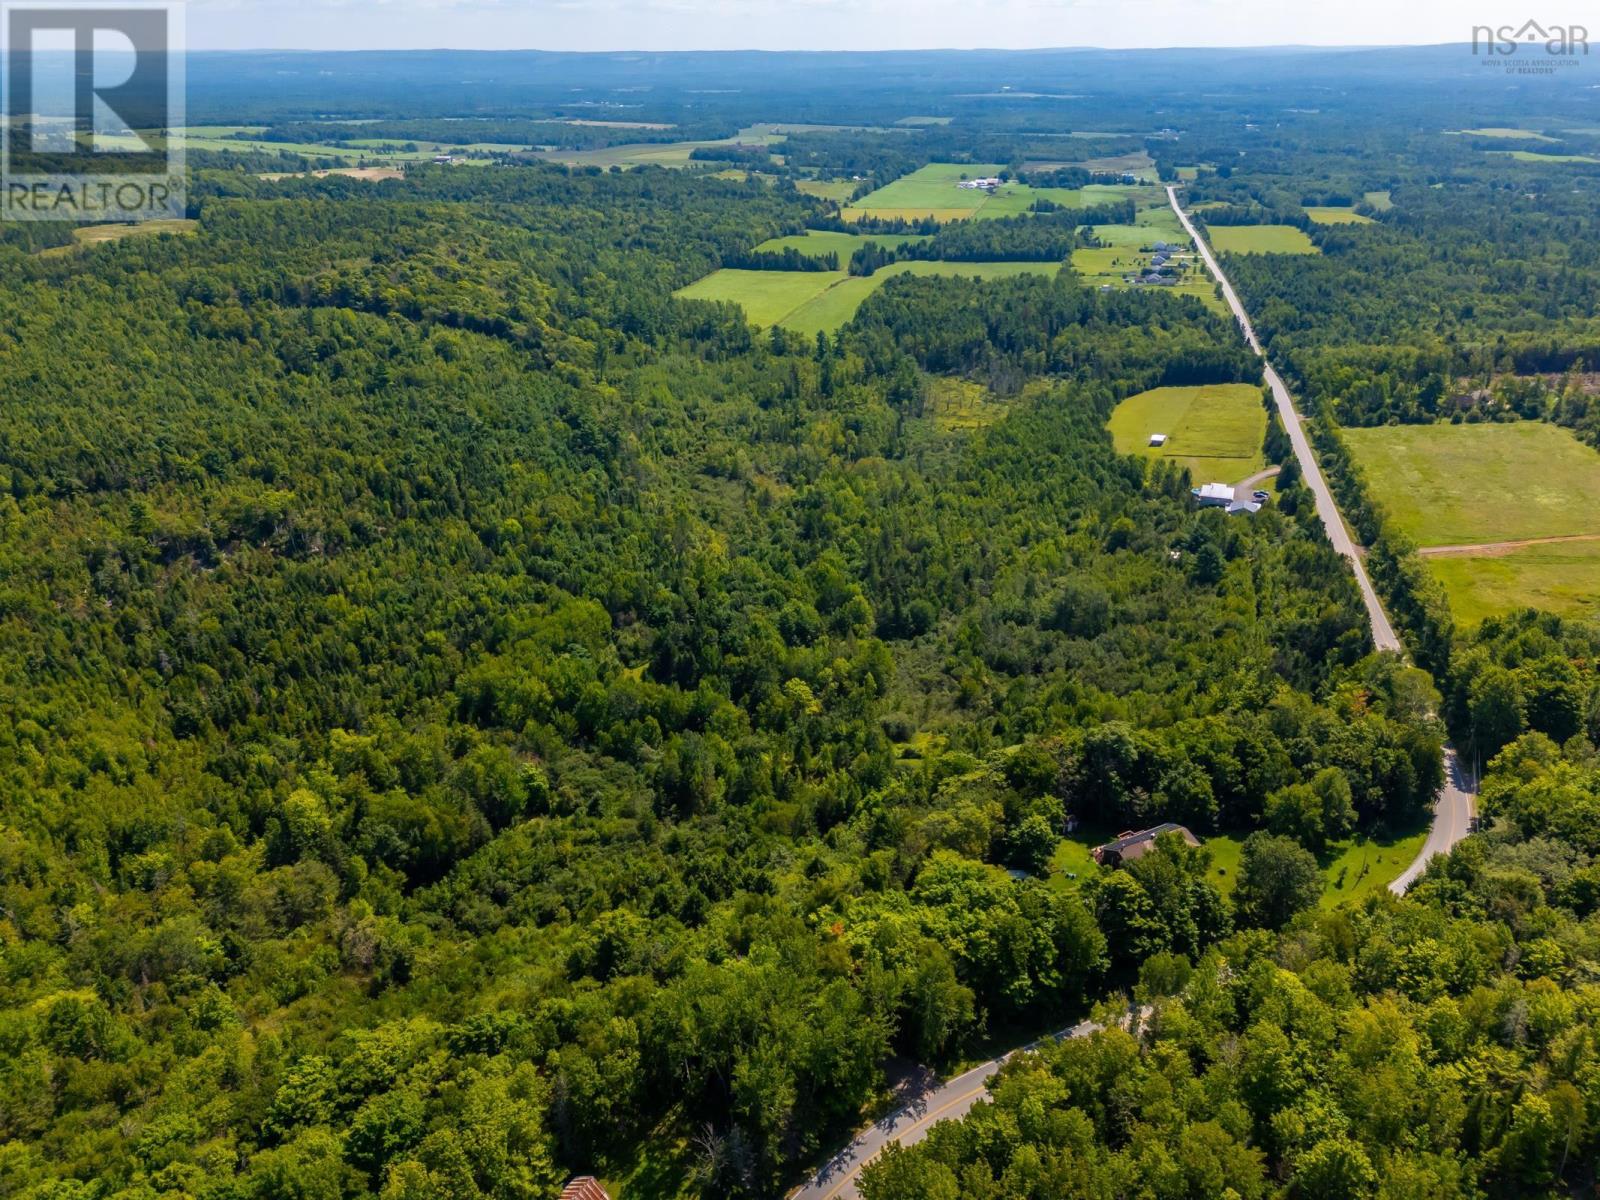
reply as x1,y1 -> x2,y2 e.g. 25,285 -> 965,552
1345,421 -> 1600,622
1108,383 -> 1267,482
752,230 -> 929,258
1306,206 -> 1375,225
1428,541 -> 1600,624
675,259 -> 1062,337
843,163 -> 1128,222
1208,225 -> 1320,254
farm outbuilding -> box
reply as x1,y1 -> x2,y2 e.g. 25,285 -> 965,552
1148,433 -> 1168,446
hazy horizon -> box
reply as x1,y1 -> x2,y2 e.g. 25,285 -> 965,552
183,0 -> 1548,53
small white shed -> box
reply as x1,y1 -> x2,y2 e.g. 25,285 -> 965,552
1148,433 -> 1168,447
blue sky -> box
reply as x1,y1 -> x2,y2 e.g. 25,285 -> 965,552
185,0 -> 1528,51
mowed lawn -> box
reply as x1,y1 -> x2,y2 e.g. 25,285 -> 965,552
1427,541 -> 1600,624
1108,383 -> 1267,481
1048,825 -> 1427,905
1208,224 -> 1320,254
676,260 -> 1062,336
1344,421 -> 1600,546
1072,246 -> 1223,314
1306,206 -> 1375,225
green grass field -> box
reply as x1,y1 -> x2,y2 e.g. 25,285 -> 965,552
753,230 -> 929,257
1427,541 -> 1600,624
794,179 -> 856,202
1492,150 -> 1600,165
1343,421 -> 1600,546
534,134 -> 781,169
1208,225 -> 1320,254
847,162 -> 1005,218
676,260 -> 1061,336
1306,206 -> 1375,225
1364,190 -> 1394,210
1453,126 -> 1559,141
1108,383 -> 1267,481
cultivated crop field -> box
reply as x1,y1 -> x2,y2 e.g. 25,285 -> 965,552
1345,421 -> 1600,622
1208,225 -> 1320,254
1107,383 -> 1266,481
675,259 -> 1062,336
1306,206 -> 1375,225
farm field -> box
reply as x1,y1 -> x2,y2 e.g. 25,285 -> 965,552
842,163 -> 1137,222
1107,383 -> 1267,481
752,230 -> 929,257
781,260 -> 1062,337
675,259 -> 1061,336
1452,126 -> 1558,141
1493,150 -> 1600,164
534,133 -> 781,168
846,161 -> 1005,217
793,178 -> 856,201
1343,421 -> 1600,546
1208,224 -> 1320,254
1426,541 -> 1600,624
1306,206 -> 1375,225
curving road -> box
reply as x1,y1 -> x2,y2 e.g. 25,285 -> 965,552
789,1018 -> 1105,1200
1167,185 -> 1474,890
789,195 -> 1480,1200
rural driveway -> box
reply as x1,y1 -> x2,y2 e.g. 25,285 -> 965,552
789,1018 -> 1106,1200
1168,186 -> 1476,889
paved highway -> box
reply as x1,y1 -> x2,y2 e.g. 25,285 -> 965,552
1168,185 -> 1474,890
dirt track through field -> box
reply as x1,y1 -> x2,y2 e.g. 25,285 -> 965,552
1416,532 -> 1600,558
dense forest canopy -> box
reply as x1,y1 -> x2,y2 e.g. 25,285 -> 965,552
2,41 -> 1600,1200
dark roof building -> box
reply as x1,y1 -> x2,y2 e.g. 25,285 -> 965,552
1092,823 -> 1200,867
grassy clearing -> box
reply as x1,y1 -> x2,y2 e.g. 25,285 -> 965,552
753,230 -> 928,257
675,260 -> 1060,337
1427,542 -> 1600,624
1493,150 -> 1600,164
1364,190 -> 1394,210
1343,421 -> 1600,546
1453,127 -> 1558,141
923,377 -> 1010,432
793,179 -> 856,202
534,134 -> 780,169
1208,225 -> 1320,255
1108,383 -> 1267,482
39,219 -> 198,256
1306,206 -> 1375,225
673,269 -> 844,326
781,260 -> 1061,338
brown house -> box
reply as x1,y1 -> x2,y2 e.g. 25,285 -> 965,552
559,1179 -> 610,1200
1092,823 -> 1200,867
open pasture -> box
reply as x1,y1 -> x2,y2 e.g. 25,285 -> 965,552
1108,383 -> 1266,482
1306,206 -> 1374,225
674,259 -> 1061,337
1208,224 -> 1320,254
